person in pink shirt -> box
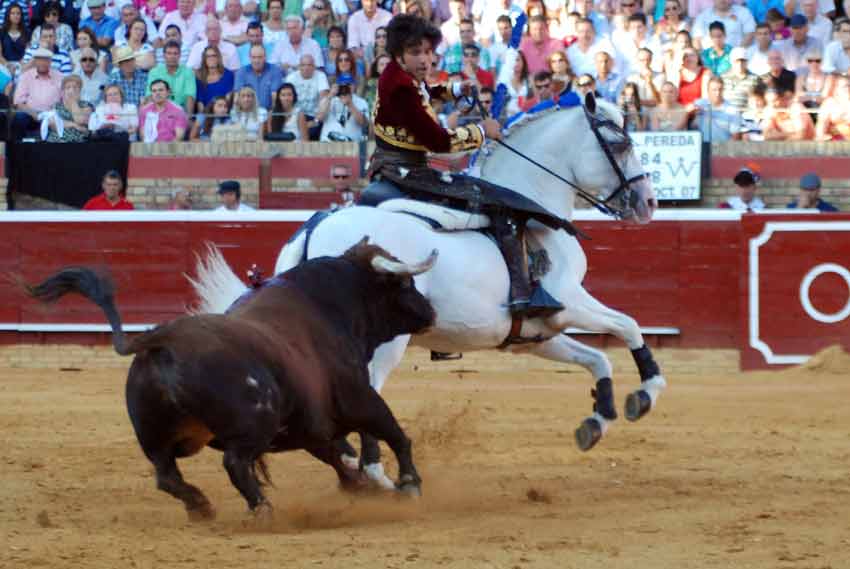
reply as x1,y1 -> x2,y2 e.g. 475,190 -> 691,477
187,18 -> 241,71
138,79 -> 189,141
220,0 -> 249,45
520,14 -> 565,74
158,0 -> 206,47
12,48 -> 62,140
135,0 -> 177,28
346,0 -> 391,59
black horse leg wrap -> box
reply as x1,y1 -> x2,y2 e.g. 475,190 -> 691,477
359,433 -> 381,466
592,377 -> 617,420
631,345 -> 661,382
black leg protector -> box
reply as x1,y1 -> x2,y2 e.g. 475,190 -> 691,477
591,377 -> 617,420
631,345 -> 661,382
359,432 -> 381,468
334,437 -> 358,458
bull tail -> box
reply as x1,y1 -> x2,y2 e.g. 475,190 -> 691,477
23,267 -> 133,356
186,243 -> 248,315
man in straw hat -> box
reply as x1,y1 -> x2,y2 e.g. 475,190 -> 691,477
109,45 -> 148,106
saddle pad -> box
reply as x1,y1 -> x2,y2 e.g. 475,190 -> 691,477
377,198 -> 491,231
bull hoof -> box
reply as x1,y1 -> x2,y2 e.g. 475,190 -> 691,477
625,390 -> 652,422
186,501 -> 216,522
574,418 -> 603,452
396,474 -> 422,498
252,500 -> 274,522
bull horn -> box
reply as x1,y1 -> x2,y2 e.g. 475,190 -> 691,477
371,249 -> 439,276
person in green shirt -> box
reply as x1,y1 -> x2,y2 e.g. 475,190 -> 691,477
146,40 -> 197,116
701,21 -> 732,76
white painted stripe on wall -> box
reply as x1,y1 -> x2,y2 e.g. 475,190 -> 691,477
0,209 -> 822,223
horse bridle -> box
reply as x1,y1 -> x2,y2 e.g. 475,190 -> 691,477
583,107 -> 650,219
471,91 -> 648,219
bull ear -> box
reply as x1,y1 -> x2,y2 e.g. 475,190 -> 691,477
584,91 -> 596,114
356,235 -> 370,247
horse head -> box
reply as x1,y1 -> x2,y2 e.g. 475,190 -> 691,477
576,93 -> 656,224
480,92 -> 656,224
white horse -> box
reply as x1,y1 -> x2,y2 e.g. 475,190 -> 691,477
194,95 -> 667,490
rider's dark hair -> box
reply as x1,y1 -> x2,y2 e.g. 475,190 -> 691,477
386,14 -> 442,59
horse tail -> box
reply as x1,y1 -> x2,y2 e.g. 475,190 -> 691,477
275,210 -> 332,274
274,230 -> 307,275
23,267 -> 133,356
186,243 -> 247,315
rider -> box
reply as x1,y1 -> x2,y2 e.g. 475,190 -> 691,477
365,13 -> 571,319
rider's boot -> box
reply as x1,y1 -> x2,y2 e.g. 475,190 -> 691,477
492,216 -> 564,318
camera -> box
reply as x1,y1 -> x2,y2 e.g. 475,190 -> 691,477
338,84 -> 351,96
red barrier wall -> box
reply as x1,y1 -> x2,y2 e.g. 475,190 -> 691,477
2,211 -> 847,369
740,215 -> 850,369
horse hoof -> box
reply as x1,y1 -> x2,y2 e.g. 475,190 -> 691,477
396,474 -> 422,498
574,417 -> 603,452
625,390 -> 652,422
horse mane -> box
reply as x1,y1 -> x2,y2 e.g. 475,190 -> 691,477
474,97 -> 625,172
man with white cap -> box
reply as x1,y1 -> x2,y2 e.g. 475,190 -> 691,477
723,46 -> 760,113
80,0 -> 120,49
12,47 -> 62,139
21,23 -> 72,74
108,44 -> 148,106
787,173 -> 839,211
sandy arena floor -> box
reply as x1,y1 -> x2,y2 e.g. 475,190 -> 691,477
1,347 -> 849,569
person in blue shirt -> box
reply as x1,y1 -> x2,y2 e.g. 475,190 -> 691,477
236,22 -> 276,67
787,173 -> 839,211
80,0 -> 119,49
234,43 -> 283,109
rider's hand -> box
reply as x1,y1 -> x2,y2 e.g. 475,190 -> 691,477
457,79 -> 476,96
480,118 -> 502,140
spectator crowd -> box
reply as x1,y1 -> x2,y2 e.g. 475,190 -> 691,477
1,0 -> 850,142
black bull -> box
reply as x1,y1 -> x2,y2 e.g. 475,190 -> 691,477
24,240 -> 438,520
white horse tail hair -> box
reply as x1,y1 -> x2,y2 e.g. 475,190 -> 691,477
274,230 -> 307,275
185,243 -> 247,315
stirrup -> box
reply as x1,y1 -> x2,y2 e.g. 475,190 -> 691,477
509,287 -> 564,318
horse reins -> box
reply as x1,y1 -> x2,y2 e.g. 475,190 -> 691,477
471,92 -> 647,220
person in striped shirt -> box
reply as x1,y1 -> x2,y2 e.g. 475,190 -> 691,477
20,23 -> 73,74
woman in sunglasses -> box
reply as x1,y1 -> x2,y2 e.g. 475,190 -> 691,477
70,27 -> 107,73
795,47 -> 828,111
